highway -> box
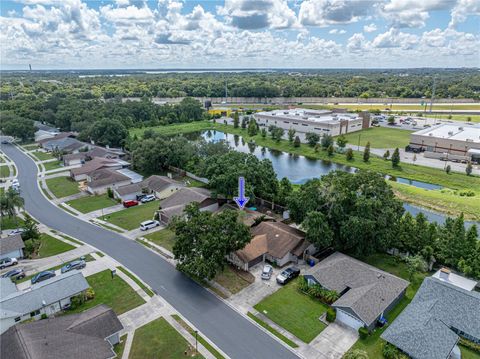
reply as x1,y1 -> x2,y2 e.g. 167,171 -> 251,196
2,143 -> 298,359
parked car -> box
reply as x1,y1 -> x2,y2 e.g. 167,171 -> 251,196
123,200 -> 139,208
1,268 -> 25,281
8,228 -> 25,236
136,194 -> 147,201
261,265 -> 273,280
0,257 -> 18,269
140,194 -> 156,203
11,179 -> 20,187
276,267 -> 300,285
140,220 -> 160,231
61,259 -> 86,273
31,270 -> 56,285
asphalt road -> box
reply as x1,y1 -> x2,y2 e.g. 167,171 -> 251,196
3,143 -> 298,359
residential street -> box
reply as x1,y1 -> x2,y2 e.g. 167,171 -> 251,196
2,143 -> 299,359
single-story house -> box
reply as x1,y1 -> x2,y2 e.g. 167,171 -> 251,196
382,275 -> 480,359
0,271 -> 89,333
42,137 -> 89,154
114,175 -> 184,201
63,146 -> 122,167
304,252 -> 409,331
1,304 -> 123,359
157,187 -> 219,224
86,168 -> 132,195
0,234 -> 25,259
228,221 -> 314,270
216,203 -> 275,227
70,157 -> 126,181
37,131 -> 76,147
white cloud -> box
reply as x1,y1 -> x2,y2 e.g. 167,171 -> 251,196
363,23 -> 377,33
329,28 -> 346,34
299,0 -> 379,27
347,33 -> 367,52
371,28 -> 419,49
217,0 -> 298,29
381,0 -> 453,28
449,0 -> 480,27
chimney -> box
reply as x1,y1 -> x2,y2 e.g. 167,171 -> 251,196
439,267 -> 450,281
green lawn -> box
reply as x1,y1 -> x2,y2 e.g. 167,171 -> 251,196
45,176 -> 80,198
68,270 -> 145,315
22,144 -> 39,150
37,233 -> 76,258
43,160 -> 63,171
66,195 -> 118,214
0,165 -> 11,178
254,278 -> 328,343
336,127 -> 413,149
101,200 -> 159,230
247,312 -> 298,348
345,253 -> 429,358
461,346 -> 480,359
32,151 -> 55,161
117,266 -> 154,297
114,334 -> 127,358
172,314 -> 224,359
0,216 -> 25,230
130,317 -> 203,359
213,265 -> 253,295
144,228 -> 176,251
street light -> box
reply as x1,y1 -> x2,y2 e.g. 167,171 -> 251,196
195,330 -> 198,354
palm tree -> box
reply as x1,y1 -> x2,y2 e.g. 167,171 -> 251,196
0,188 -> 25,228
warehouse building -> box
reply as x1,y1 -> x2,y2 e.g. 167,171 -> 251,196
254,109 -> 370,136
409,124 -> 480,162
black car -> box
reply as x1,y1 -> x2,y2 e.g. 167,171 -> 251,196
1,268 -> 26,281
31,270 -> 56,285
276,267 -> 300,284
61,259 -> 86,273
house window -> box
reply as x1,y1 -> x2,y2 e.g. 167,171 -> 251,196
15,317 -> 21,322
283,121 -> 290,124
30,310 -> 40,317
302,124 -> 309,127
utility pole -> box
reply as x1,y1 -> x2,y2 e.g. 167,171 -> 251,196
429,77 -> 436,113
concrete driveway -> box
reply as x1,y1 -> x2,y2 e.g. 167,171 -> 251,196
299,322 -> 358,359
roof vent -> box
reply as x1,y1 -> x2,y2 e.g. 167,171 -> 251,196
275,234 -> 279,237
439,267 -> 450,281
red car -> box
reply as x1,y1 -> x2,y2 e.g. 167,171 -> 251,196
123,200 -> 139,208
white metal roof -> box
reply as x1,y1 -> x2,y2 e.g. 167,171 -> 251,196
413,124 -> 480,144
116,168 -> 144,183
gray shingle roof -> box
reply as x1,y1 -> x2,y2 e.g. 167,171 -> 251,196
381,277 -> 480,359
1,304 -> 123,359
115,175 -> 183,196
87,168 -> 130,188
43,137 -> 86,152
0,234 -> 25,255
0,272 -> 89,319
306,252 -> 409,327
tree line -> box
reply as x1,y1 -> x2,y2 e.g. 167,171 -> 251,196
2,68 -> 479,100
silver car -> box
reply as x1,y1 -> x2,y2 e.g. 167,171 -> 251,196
261,265 -> 273,280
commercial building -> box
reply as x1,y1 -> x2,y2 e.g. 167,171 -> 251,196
409,124 -> 480,162
254,108 -> 370,136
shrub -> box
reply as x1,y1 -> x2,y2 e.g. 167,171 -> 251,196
459,190 -> 475,197
344,349 -> 369,359
107,187 -> 114,198
358,327 -> 369,340
70,294 -> 85,310
326,307 -> 336,322
85,287 -> 95,301
346,148 -> 354,161
40,313 -> 48,320
382,342 -> 409,359
297,276 -> 309,292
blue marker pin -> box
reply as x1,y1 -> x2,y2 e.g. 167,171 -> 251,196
233,177 -> 249,210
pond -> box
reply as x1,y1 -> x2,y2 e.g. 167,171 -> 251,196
195,130 -> 479,232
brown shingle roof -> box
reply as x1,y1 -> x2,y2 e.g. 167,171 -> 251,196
87,168 -> 130,188
251,221 -> 305,259
159,187 -> 211,209
235,234 -> 268,262
71,157 -> 120,176
115,175 -> 183,196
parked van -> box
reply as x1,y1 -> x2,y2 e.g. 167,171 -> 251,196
140,220 -> 160,231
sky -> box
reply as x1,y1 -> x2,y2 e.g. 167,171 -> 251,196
1,0 -> 479,70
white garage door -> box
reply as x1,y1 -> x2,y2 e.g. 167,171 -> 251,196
336,309 -> 365,331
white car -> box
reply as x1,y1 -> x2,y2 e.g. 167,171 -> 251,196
140,220 -> 160,231
261,265 -> 273,280
0,257 -> 18,270
140,194 -> 156,203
